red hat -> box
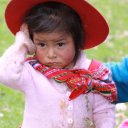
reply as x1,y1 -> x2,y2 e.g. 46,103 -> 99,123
5,0 -> 109,49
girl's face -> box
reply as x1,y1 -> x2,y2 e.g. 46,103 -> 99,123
33,31 -> 76,69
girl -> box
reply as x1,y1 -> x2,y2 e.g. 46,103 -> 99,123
0,0 -> 117,128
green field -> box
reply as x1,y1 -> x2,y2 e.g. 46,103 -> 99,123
0,0 -> 128,127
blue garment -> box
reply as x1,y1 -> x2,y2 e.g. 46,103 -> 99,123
105,57 -> 128,103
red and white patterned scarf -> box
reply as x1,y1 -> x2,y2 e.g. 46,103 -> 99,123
26,57 -> 117,102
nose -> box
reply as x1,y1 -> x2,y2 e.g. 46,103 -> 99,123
47,48 -> 57,59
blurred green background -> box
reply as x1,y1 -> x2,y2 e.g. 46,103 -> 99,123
0,0 -> 128,127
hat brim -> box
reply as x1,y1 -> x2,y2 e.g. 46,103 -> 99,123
5,0 -> 109,49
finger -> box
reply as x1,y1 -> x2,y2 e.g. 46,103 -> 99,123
20,23 -> 27,31
20,23 -> 29,37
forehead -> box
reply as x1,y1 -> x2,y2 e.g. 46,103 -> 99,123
33,31 -> 73,41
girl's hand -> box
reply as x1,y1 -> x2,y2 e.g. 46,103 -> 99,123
15,24 -> 36,54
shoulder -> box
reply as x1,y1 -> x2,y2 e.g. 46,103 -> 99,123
88,59 -> 111,80
88,60 -> 103,70
88,59 -> 108,73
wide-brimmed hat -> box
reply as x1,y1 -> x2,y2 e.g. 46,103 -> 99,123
5,0 -> 109,49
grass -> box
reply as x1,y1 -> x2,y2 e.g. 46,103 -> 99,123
0,0 -> 128,127
87,0 -> 128,62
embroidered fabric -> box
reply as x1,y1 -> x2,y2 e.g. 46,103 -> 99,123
26,57 -> 117,102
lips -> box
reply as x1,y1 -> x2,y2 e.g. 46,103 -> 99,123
45,62 -> 62,68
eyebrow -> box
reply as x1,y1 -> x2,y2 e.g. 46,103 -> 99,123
34,37 -> 66,43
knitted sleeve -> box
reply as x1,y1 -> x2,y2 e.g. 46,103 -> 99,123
0,32 -> 35,90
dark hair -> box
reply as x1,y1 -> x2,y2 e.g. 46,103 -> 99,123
24,2 -> 85,61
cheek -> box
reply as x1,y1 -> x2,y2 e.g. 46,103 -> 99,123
36,49 -> 41,57
35,49 -> 45,62
61,48 -> 75,62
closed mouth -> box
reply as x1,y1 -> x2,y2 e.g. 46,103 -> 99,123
45,62 -> 62,68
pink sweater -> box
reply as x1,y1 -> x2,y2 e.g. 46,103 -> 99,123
0,43 -> 115,128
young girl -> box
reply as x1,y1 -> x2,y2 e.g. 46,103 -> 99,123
0,0 -> 117,128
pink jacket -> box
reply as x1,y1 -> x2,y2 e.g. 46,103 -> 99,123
0,42 -> 115,128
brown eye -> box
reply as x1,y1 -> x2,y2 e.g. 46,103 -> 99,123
39,43 -> 45,47
58,42 -> 65,47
